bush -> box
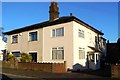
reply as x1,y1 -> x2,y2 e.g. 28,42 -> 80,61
7,53 -> 15,62
20,53 -> 32,63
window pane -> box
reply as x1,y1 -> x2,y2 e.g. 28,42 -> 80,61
57,50 -> 62,59
53,27 -> 64,37
79,50 -> 85,59
52,29 -> 55,37
52,47 -> 64,60
61,28 -> 64,36
56,28 -> 61,37
58,47 -> 64,50
29,31 -> 37,41
78,29 -> 84,38
52,49 -> 57,59
12,51 -> 20,57
12,35 -> 18,43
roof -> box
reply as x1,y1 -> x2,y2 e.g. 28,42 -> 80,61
88,46 -> 102,52
4,16 -> 104,35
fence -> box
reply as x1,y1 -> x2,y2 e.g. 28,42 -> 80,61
111,65 -> 120,78
2,61 -> 66,73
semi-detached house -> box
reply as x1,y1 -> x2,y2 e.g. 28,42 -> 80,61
4,2 -> 106,70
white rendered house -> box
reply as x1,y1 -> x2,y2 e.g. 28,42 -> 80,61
4,2 -> 106,70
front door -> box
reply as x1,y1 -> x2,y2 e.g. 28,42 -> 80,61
29,52 -> 37,62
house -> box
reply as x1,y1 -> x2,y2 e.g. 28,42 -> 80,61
4,2 -> 106,70
0,28 -> 7,61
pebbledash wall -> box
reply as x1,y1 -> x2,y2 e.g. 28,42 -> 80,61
2,61 -> 66,73
7,20 -> 101,70
7,29 -> 43,62
73,21 -> 98,68
43,21 -> 73,69
43,21 -> 99,69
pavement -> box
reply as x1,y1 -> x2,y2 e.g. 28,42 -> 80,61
1,68 -> 119,80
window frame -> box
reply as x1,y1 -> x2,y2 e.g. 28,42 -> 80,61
11,34 -> 18,44
29,51 -> 37,62
52,47 -> 64,60
12,51 -> 20,57
28,31 -> 38,42
79,48 -> 85,59
78,29 -> 84,38
52,27 -> 64,37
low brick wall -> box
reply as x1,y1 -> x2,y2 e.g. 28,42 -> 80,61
2,61 -> 66,73
111,65 -> 120,78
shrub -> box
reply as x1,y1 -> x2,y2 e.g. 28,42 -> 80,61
7,53 -> 15,62
20,53 -> 32,63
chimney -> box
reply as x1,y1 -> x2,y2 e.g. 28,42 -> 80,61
70,12 -> 72,16
49,2 -> 59,21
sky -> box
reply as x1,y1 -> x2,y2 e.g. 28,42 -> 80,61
2,2 -> 118,42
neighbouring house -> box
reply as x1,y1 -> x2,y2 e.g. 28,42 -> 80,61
4,2 -> 106,70
106,39 -> 120,65
0,28 -> 7,61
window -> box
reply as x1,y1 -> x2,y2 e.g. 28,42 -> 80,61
95,36 -> 98,43
52,47 -> 64,60
78,29 -> 84,38
29,31 -> 38,41
79,48 -> 85,59
52,29 -> 55,37
12,35 -> 18,43
89,54 -> 94,62
52,27 -> 64,37
12,51 -> 20,57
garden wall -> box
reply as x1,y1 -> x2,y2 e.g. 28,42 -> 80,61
111,65 -> 120,78
2,61 -> 66,73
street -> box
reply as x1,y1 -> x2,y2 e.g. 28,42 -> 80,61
1,68 -> 119,80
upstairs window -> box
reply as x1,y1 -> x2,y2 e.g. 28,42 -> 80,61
52,47 -> 64,60
12,35 -> 18,43
29,31 -> 38,41
52,27 -> 64,37
78,29 -> 84,38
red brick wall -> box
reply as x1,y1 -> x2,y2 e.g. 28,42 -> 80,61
2,61 -> 66,73
52,61 -> 66,73
111,65 -> 120,78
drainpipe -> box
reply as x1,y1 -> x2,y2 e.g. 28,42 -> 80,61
86,54 -> 89,69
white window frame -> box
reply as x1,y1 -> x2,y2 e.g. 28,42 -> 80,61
52,47 -> 64,60
11,34 -> 19,44
11,50 -> 21,57
78,29 -> 84,38
79,47 -> 85,59
51,27 -> 64,37
28,30 -> 38,42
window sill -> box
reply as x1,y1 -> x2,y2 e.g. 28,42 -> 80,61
51,36 -> 64,38
52,59 -> 64,61
28,40 -> 38,42
11,42 -> 18,44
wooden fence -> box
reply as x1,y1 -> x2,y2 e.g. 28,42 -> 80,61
111,65 -> 120,78
2,61 -> 66,73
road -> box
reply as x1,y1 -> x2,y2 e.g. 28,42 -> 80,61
1,68 -> 119,80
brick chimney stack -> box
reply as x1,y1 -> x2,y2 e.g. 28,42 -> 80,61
49,2 -> 59,21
